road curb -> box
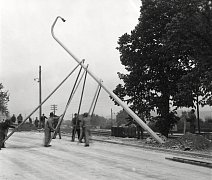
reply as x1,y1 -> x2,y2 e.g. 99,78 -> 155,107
165,157 -> 212,168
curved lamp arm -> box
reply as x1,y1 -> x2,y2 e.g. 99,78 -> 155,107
51,16 -> 66,40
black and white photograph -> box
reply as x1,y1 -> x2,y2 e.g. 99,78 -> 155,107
0,0 -> 211,179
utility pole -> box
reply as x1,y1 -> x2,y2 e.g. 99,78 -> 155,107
34,66 -> 42,126
51,104 -> 58,115
197,95 -> 200,134
111,108 -> 113,127
39,66 -> 42,125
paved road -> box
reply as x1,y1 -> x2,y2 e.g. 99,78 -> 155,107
0,132 -> 211,180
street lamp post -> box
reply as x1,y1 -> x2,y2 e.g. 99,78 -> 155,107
39,66 -> 42,126
197,95 -> 200,134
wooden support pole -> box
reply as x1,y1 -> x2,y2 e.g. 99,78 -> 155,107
39,65 -> 42,126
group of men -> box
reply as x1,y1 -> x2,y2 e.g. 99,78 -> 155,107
0,113 -> 27,150
1,111 -> 91,149
10,114 -> 23,124
71,112 -> 91,147
10,113 -> 48,128
34,114 -> 48,128
0,111 -> 90,150
44,112 -> 91,147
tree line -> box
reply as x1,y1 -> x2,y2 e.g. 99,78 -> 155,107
0,83 -> 9,117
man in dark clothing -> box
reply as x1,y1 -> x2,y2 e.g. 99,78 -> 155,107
71,113 -> 81,142
28,116 -> 32,124
79,113 -> 91,147
11,114 -> 16,123
0,119 -> 15,149
34,117 -> 39,127
17,114 -> 23,124
136,124 -> 144,139
40,114 -> 47,128
187,109 -> 196,133
44,112 -> 55,147
52,114 -> 61,139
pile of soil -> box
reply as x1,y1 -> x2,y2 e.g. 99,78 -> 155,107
161,133 -> 212,151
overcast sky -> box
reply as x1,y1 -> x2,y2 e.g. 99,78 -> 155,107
0,0 -> 141,120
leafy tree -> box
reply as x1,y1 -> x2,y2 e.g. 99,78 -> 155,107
114,0 -> 184,136
113,0 -> 212,137
116,109 -> 128,126
0,83 -> 9,116
166,0 -> 212,107
90,114 -> 107,128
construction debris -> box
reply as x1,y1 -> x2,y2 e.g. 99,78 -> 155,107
161,133 -> 212,151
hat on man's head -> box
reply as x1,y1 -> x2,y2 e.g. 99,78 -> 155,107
74,113 -> 78,116
191,109 -> 195,113
83,112 -> 88,117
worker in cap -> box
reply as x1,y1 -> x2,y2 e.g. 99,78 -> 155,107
0,119 -> 15,149
79,112 -> 91,147
43,112 -> 55,147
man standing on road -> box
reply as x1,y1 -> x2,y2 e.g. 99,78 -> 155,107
28,116 -> 32,124
44,112 -> 55,147
79,113 -> 91,147
0,119 -> 15,149
71,113 -> 80,142
17,114 -> 23,124
40,114 -> 47,129
10,114 -> 16,123
34,117 -> 39,128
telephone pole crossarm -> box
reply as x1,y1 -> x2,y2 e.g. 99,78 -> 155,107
51,104 -> 58,115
